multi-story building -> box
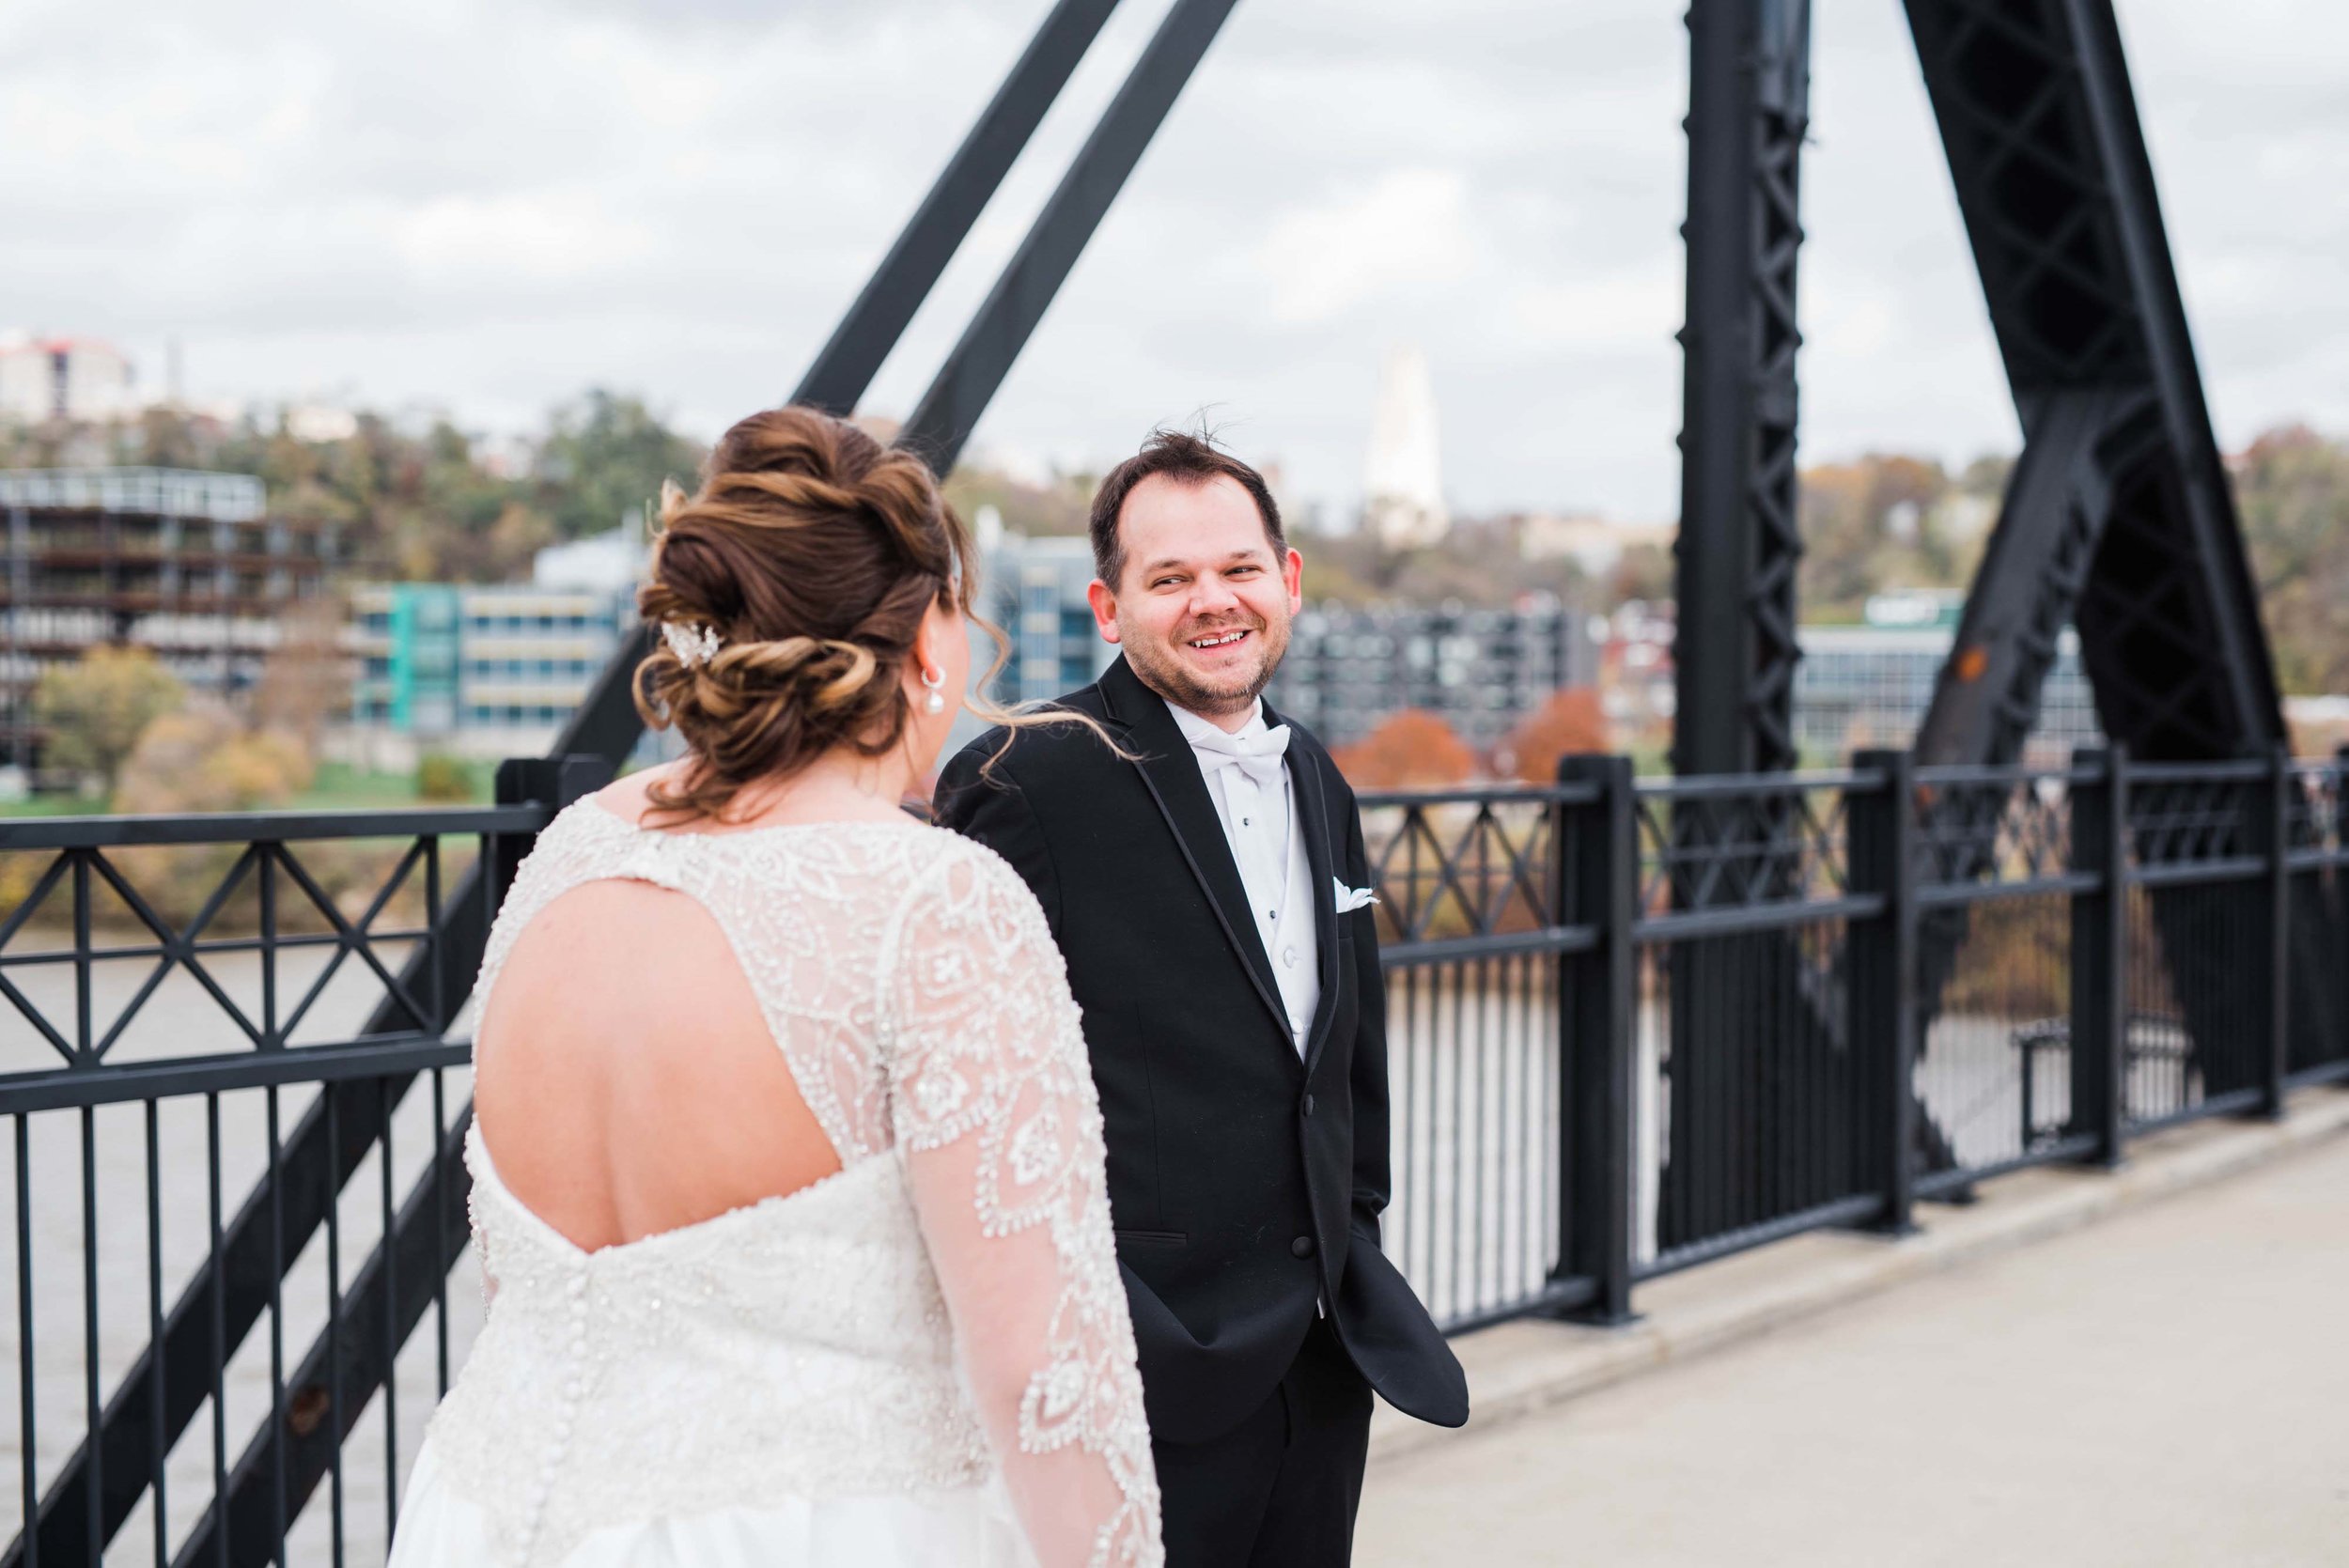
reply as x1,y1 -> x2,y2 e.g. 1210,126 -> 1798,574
1793,595 -> 2101,765
1269,598 -> 1595,752
342,564 -> 640,769
973,533 -> 1112,706
0,468 -> 338,771
0,334 -> 136,424
1362,346 -> 1449,550
1595,599 -> 1677,749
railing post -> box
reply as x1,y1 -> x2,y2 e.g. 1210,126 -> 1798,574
1846,750 -> 1917,1234
2069,745 -> 2128,1167
1556,753 -> 1635,1324
490,754 -> 613,903
2255,743 -> 2292,1119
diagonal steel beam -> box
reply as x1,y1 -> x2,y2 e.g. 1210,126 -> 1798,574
1906,0 -> 2280,764
898,0 -> 1243,474
795,0 -> 1124,414
1915,388 -> 2149,768
167,1106 -> 474,1568
553,0 -> 1145,776
1902,0 -> 2323,1110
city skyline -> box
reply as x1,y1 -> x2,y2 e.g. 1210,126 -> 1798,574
4,1 -> 2344,522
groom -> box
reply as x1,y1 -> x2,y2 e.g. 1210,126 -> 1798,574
935,431 -> 1468,1567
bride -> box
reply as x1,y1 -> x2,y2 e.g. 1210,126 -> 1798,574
388,407 -> 1160,1567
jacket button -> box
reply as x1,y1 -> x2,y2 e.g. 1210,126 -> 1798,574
1302,1094 -> 1316,1117
1290,1234 -> 1315,1259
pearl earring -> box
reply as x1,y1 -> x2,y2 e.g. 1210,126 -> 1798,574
921,667 -> 947,715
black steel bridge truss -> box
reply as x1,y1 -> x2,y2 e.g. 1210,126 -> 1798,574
1667,0 -> 2334,1207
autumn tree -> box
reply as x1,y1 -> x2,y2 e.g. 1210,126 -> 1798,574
34,646 -> 187,795
114,701 -> 314,816
2233,426 -> 2349,697
1330,710 -> 1477,790
252,598 -> 350,751
1797,453 -> 1968,619
1496,687 -> 1610,783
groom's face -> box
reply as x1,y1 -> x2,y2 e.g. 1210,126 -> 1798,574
1087,474 -> 1304,722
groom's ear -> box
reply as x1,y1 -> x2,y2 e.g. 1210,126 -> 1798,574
1086,579 -> 1123,644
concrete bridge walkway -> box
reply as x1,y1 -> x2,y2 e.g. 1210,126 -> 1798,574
1360,1113 -> 2349,1568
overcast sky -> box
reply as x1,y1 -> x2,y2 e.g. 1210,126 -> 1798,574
4,0 -> 2344,521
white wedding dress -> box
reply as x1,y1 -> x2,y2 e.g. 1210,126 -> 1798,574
387,799 -> 1161,1568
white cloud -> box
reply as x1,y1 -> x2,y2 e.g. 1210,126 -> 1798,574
0,0 -> 2339,520
1509,270 -> 1680,354
391,190 -> 659,284
1256,168 -> 1476,325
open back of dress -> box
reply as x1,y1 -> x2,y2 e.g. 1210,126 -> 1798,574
388,799 -> 1159,1568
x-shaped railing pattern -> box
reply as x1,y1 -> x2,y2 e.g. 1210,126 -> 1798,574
1358,795 -> 1560,945
1635,784 -> 1851,913
1917,774 -> 2073,889
2287,765 -> 2347,858
2127,776 -> 2252,867
0,839 -> 448,1063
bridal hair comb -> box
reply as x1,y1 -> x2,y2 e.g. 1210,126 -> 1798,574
661,621 -> 723,668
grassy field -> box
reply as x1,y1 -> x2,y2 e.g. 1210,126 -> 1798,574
0,759 -> 500,820
0,795 -> 92,819
293,760 -> 498,810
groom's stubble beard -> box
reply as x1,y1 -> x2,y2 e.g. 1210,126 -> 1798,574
1121,604 -> 1294,721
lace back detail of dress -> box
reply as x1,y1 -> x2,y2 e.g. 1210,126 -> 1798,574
447,800 -> 1160,1568
471,800 -> 935,1163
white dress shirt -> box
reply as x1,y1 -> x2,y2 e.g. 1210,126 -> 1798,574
1166,697 -> 1321,1053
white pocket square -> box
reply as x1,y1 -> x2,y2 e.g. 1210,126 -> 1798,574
1333,877 -> 1380,914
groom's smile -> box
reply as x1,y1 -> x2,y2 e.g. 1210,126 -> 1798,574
1179,619 -> 1263,670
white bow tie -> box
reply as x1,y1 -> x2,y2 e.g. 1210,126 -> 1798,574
1189,722 -> 1291,789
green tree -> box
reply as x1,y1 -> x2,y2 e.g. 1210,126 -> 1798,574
34,646 -> 187,795
414,753 -> 475,803
533,390 -> 706,541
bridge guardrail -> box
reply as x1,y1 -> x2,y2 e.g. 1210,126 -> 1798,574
4,747 -> 2344,1563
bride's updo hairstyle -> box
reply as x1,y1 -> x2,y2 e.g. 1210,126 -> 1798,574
633,406 -> 979,823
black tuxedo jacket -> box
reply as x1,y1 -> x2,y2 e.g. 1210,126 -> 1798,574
934,656 -> 1469,1443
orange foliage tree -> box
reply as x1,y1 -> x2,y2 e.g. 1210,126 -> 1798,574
1496,687 -> 1610,783
1330,710 -> 1477,790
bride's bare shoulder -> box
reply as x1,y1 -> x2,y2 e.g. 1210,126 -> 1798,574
585,765 -> 681,829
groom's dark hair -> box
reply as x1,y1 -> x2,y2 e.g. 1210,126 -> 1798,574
1088,428 -> 1285,591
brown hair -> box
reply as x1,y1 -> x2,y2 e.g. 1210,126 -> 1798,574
635,406 -> 1118,822
633,407 -> 972,822
1087,427 -> 1285,590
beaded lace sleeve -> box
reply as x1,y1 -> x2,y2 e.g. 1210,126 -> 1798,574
886,844 -> 1162,1568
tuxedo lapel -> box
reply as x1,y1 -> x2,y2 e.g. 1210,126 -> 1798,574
1099,659 -> 1295,1048
1269,704 -> 1345,1071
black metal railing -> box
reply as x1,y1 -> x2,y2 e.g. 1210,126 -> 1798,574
5,746 -> 2345,1563
0,758 -> 604,1568
1355,745 -> 2349,1333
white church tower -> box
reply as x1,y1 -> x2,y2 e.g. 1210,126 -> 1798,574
1362,345 -> 1448,551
